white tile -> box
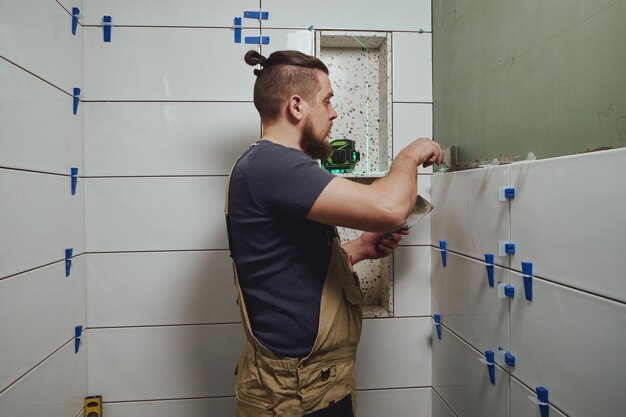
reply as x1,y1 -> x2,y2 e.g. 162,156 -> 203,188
82,0 -> 258,27
509,275 -> 626,417
87,325 -> 244,401
400,176 -> 432,246
102,397 -> 236,417
510,148 -> 626,302
393,33 -> 432,103
0,169 -> 85,278
356,318 -> 431,389
431,166 -> 511,267
0,58 -> 82,174
83,27 -> 258,101
86,251 -> 240,327
392,104 -> 434,175
357,388 -> 431,417
0,0 -> 82,94
432,327 -> 509,417
0,338 -> 87,417
260,29 -> 315,56
432,390 -> 457,417
510,378 -> 567,417
393,247 -> 430,317
84,102 -> 259,176
0,257 -> 85,391
263,0 -> 431,31
85,177 -> 227,252
431,249 -> 510,353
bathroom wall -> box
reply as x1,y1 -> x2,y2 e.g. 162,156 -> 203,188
0,1 -> 86,416
432,0 -> 626,164
430,148 -> 626,417
78,0 -> 433,416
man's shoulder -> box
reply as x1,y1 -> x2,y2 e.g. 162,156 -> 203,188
236,141 -> 320,174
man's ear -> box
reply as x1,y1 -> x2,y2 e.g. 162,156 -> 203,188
287,95 -> 305,121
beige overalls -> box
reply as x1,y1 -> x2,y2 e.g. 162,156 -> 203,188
225,150 -> 363,416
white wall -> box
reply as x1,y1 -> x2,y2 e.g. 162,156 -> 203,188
78,0 -> 434,416
430,148 -> 626,417
2,0 -> 433,415
0,0 -> 86,416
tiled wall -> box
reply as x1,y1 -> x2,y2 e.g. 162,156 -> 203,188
0,1 -> 86,416
1,0 -> 433,415
430,148 -> 626,417
80,0 -> 434,416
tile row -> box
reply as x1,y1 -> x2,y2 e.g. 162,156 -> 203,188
0,0 -> 82,94
0,335 -> 86,417
432,249 -> 626,417
433,327 -> 568,417
0,169 -> 85,279
100,388 -> 431,417
80,27 -> 430,102
80,0 -> 431,31
431,148 -> 626,303
87,318 -> 431,401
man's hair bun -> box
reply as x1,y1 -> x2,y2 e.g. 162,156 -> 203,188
244,50 -> 267,67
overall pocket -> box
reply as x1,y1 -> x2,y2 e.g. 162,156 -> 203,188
338,249 -> 363,305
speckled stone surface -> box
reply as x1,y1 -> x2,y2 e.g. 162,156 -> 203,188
316,31 -> 395,317
317,31 -> 392,176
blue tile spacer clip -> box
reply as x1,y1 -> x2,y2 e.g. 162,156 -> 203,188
505,187 -> 515,199
504,285 -> 515,298
72,87 -> 81,115
102,16 -> 112,42
233,17 -> 242,43
484,253 -> 495,287
522,261 -> 533,301
70,167 -> 79,195
439,240 -> 447,267
505,243 -> 516,254
65,248 -> 73,277
485,350 -> 496,385
74,325 -> 83,353
504,352 -> 516,367
244,11 -> 269,20
536,386 -> 549,417
433,314 -> 442,340
245,36 -> 270,45
72,7 -> 80,35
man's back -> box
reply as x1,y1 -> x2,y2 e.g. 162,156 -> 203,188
227,140 -> 335,358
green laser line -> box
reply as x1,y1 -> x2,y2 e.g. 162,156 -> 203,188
351,35 -> 370,173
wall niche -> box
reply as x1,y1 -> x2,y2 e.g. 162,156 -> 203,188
317,31 -> 394,317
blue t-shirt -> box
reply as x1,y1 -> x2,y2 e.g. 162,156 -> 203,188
227,140 -> 336,358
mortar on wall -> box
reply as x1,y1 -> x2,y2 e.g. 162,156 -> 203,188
316,32 -> 394,317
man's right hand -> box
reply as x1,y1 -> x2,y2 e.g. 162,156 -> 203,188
400,138 -> 444,168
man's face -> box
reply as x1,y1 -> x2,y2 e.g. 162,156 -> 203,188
299,72 -> 338,160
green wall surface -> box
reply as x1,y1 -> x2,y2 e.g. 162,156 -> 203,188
433,0 -> 626,164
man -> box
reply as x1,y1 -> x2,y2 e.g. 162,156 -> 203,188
225,50 -> 442,417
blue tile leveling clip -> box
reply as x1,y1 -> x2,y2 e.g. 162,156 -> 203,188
102,16 -> 112,42
522,261 -> 533,301
484,253 -> 495,287
433,314 -> 442,340
65,248 -> 73,277
439,240 -> 447,267
71,8 -> 80,35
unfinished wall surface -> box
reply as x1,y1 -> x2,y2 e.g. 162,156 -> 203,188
433,0 -> 626,163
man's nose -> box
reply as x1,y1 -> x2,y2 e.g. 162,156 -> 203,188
330,105 -> 338,120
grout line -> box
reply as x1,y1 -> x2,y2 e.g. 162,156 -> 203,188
85,249 -> 229,255
88,322 -> 242,330
357,386 -> 432,392
0,336 -> 74,395
0,55 -> 72,97
428,245 -> 626,306
432,387 -> 460,417
0,253 -> 87,283
0,166 -> 72,177
81,24 -> 260,30
83,174 -> 228,179
81,100 -> 254,103
103,395 -> 236,405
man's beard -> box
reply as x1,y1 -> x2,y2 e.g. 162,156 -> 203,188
300,118 -> 332,160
